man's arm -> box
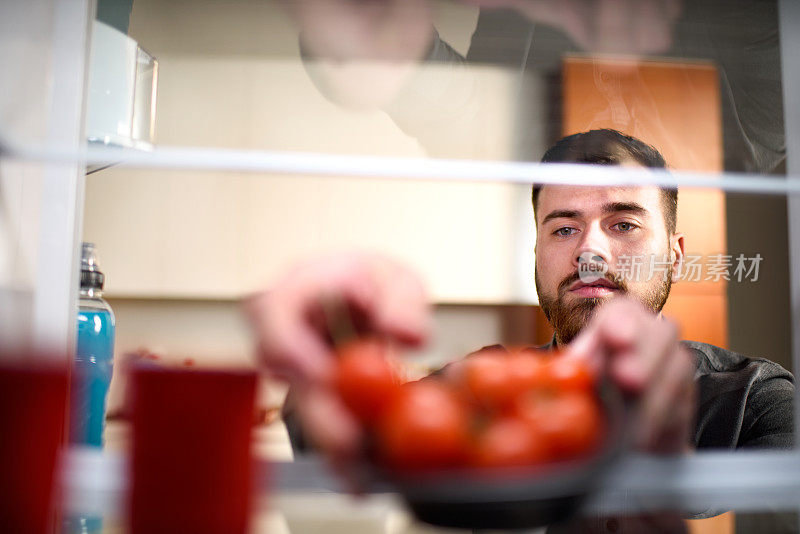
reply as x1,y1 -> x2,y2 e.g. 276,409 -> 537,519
739,373 -> 794,449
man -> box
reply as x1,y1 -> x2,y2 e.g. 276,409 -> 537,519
533,130 -> 793,453
246,129 -> 793,466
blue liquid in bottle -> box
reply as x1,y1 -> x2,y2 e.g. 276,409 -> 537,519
64,243 -> 115,534
72,307 -> 115,447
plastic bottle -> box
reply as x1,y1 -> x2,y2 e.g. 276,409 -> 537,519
64,243 -> 115,534
70,242 -> 116,447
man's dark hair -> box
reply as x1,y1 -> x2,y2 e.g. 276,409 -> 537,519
532,129 -> 678,234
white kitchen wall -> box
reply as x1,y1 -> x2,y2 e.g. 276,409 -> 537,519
104,298 -> 526,414
82,0 -> 541,305
84,169 -> 535,302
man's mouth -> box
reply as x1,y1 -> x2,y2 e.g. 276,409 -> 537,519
568,279 -> 619,298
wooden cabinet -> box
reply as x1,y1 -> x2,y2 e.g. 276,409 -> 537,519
563,56 -> 728,347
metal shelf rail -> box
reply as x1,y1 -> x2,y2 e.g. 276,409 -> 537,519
61,448 -> 800,518
2,136 -> 800,195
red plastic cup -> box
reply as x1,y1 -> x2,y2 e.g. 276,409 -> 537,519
128,366 -> 258,534
0,359 -> 68,534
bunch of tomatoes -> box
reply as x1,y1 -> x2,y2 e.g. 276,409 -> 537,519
335,339 -> 605,473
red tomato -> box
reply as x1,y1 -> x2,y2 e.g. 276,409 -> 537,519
377,381 -> 470,470
516,390 -> 604,460
506,351 -> 550,400
469,416 -> 551,468
462,353 -> 514,411
546,356 -> 596,392
335,339 -> 401,426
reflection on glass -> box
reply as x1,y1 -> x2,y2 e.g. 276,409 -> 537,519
95,0 -> 779,175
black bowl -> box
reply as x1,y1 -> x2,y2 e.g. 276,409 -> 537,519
372,384 -> 628,530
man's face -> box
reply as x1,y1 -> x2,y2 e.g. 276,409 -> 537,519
534,182 -> 684,345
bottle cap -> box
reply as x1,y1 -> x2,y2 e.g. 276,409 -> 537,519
80,242 -> 105,290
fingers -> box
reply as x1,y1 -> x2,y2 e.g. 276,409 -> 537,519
567,297 -> 696,453
636,345 -> 695,453
567,297 -> 651,385
297,385 -> 363,460
569,298 -> 677,393
245,287 -> 336,385
297,385 -> 368,483
312,253 -> 430,348
361,255 -> 431,347
245,252 -> 430,388
610,312 -> 679,393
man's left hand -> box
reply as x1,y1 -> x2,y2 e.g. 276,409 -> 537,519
567,297 -> 696,454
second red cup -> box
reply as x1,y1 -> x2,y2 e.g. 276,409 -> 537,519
128,366 -> 258,534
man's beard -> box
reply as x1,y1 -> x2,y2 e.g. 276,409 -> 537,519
535,266 -> 672,345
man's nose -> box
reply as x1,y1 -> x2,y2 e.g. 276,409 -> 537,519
572,224 -> 611,268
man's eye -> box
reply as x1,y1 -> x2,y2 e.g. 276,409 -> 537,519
553,227 -> 577,237
613,222 -> 638,232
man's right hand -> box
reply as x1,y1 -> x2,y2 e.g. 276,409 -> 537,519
245,252 -> 430,463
